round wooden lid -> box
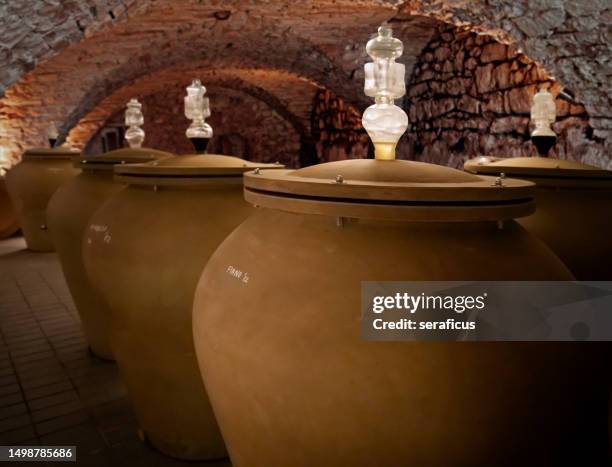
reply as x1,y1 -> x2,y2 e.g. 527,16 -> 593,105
244,159 -> 536,222
23,147 -> 80,161
464,156 -> 612,189
115,154 -> 284,187
75,148 -> 173,171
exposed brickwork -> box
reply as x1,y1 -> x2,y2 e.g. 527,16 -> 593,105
2,1 -> 425,167
401,0 -> 612,167
66,67 -> 320,154
0,0 -> 610,171
404,25 -> 602,168
311,89 -> 371,163
85,84 -> 302,167
0,0 -> 132,96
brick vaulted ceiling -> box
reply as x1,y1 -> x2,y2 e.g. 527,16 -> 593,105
65,67 -> 322,150
0,0 -> 610,167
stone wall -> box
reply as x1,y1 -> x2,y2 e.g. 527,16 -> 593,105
402,0 -> 612,168
311,89 -> 371,163
86,85 -> 301,167
82,22 -> 606,172
66,67 -> 317,155
0,0 -> 131,96
2,1 -> 610,171
404,24 -> 602,169
0,0 -> 406,168
88,87 -> 371,169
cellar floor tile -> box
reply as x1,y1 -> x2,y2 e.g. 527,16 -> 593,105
0,236 -> 231,467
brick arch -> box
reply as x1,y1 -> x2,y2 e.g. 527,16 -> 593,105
2,0 -> 608,170
84,83 -> 305,167
66,67 -> 323,149
1,32 -> 350,161
397,0 -> 611,153
1,0 -> 409,166
212,78 -> 311,139
0,0 -> 135,95
398,21 -> 607,169
7,0 -> 607,121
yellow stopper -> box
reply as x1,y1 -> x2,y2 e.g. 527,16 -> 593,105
374,142 -> 397,161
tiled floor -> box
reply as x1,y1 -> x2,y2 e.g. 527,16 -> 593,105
0,236 -> 231,466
